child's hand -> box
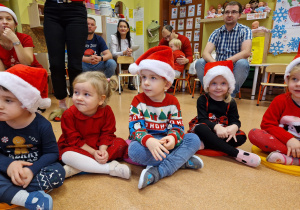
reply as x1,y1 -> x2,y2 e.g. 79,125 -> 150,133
146,138 -> 169,161
225,125 -> 238,142
94,150 -> 109,164
286,138 -> 300,158
161,135 -> 176,150
7,161 -> 33,186
20,167 -> 34,188
214,124 -> 228,139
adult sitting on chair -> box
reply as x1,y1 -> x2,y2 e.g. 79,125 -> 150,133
82,17 -> 116,78
110,19 -> 135,90
195,1 -> 252,97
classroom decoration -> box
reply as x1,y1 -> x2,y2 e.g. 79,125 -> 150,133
269,1 -> 300,55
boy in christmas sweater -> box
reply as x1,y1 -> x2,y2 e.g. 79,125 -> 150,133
127,46 -> 203,189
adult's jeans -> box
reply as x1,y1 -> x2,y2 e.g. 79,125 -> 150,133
82,59 -> 117,78
195,58 -> 250,97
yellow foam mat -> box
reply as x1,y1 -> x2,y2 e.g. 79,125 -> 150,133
251,145 -> 300,176
0,203 -> 18,210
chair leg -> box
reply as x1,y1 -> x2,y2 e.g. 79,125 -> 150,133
200,85 -> 203,94
256,85 -> 263,106
187,79 -> 191,94
238,92 -> 241,99
192,80 -> 197,98
136,75 -> 140,94
118,76 -> 121,95
173,79 -> 179,96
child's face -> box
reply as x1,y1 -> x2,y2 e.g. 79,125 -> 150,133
246,4 -> 250,9
258,2 -> 264,7
288,70 -> 300,102
169,43 -> 179,51
140,70 -> 171,102
208,75 -> 229,101
72,82 -> 106,116
0,88 -> 24,123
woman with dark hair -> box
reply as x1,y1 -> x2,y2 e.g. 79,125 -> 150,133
110,19 -> 136,90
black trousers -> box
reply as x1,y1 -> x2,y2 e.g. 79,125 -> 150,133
194,124 -> 247,157
44,1 -> 87,100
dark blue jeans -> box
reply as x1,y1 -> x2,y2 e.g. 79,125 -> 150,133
0,162 -> 65,204
44,1 -> 88,100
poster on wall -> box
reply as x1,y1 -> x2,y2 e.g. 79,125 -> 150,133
188,5 -> 195,17
186,18 -> 193,29
269,1 -> 300,55
170,20 -> 176,30
178,19 -> 184,30
177,31 -> 184,35
197,4 -> 202,16
195,17 -> 201,28
171,8 -> 178,19
194,43 -> 199,52
194,30 -> 200,41
186,31 -> 192,41
180,6 -> 186,18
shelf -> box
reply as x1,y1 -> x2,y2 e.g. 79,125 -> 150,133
200,13 -> 270,23
28,2 -> 44,28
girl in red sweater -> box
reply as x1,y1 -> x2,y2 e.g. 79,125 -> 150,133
58,72 -> 130,179
249,48 -> 300,165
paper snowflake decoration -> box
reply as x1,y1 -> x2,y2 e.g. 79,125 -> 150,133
269,41 -> 285,55
271,25 -> 287,38
287,37 -> 300,51
273,7 -> 288,23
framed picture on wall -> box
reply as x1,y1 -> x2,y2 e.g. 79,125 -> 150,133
177,31 -> 184,35
188,5 -> 195,17
178,19 -> 184,30
171,8 -> 178,19
186,31 -> 192,41
186,18 -> 193,30
194,30 -> 200,41
170,20 -> 176,30
195,17 -> 201,29
197,4 -> 202,16
179,6 -> 186,18
194,43 -> 199,52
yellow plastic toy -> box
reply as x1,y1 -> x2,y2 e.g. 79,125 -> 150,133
251,145 -> 300,176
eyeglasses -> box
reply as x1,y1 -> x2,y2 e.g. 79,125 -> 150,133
163,32 -> 172,40
224,10 -> 239,15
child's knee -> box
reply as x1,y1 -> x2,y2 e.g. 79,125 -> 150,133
37,163 -> 65,190
183,133 -> 201,149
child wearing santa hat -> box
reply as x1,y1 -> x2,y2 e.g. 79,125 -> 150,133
128,46 -> 203,189
193,60 -> 261,167
249,43 -> 300,165
0,64 -> 65,210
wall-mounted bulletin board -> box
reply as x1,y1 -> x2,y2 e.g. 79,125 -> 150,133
269,1 -> 300,55
168,0 -> 205,56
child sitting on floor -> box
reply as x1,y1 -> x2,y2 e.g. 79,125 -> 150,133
249,44 -> 300,165
127,46 -> 203,190
58,72 -> 130,179
193,61 -> 261,167
0,64 -> 65,210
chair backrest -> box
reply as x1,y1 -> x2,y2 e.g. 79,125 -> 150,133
117,56 -> 134,64
265,64 -> 287,74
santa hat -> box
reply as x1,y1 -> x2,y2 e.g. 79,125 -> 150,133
285,42 -> 300,83
0,64 -> 51,113
118,14 -> 126,20
0,4 -> 18,24
129,46 -> 175,83
84,49 -> 95,56
203,60 -> 235,93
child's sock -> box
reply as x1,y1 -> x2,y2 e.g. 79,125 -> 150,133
11,190 -> 52,210
235,149 -> 261,167
181,155 -> 204,169
266,151 -> 300,165
138,166 -> 160,189
64,164 -> 82,178
109,160 -> 131,179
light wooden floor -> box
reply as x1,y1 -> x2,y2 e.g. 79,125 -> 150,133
15,87 -> 299,209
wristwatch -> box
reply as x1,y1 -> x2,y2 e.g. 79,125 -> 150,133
100,55 -> 103,61
13,41 -> 21,46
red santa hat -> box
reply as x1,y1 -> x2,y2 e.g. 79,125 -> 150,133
203,60 -> 235,93
0,64 -> 51,113
285,42 -> 300,83
129,46 -> 175,83
118,14 -> 126,20
0,4 -> 18,24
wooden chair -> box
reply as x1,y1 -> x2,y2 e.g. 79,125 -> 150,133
173,63 -> 191,96
117,56 -> 139,95
256,64 -> 288,106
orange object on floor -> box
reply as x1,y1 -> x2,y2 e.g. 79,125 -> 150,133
0,203 -> 18,210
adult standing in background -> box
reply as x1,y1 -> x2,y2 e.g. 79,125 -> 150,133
44,0 -> 87,120
0,4 -> 42,71
110,19 -> 136,90
159,25 -> 193,67
195,1 -> 252,97
82,17 -> 116,78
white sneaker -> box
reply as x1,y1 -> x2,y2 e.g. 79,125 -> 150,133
64,165 -> 81,178
109,160 -> 131,179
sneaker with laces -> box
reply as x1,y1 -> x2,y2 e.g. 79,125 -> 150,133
138,166 -> 160,189
235,149 -> 261,167
109,160 -> 131,179
181,155 -> 204,169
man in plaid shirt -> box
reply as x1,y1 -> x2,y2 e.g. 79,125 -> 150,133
195,1 -> 252,97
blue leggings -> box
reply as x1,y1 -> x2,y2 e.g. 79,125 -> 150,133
0,162 -> 65,204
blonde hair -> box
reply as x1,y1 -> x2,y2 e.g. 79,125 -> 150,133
169,38 -> 182,49
289,64 -> 300,78
73,72 -> 118,107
